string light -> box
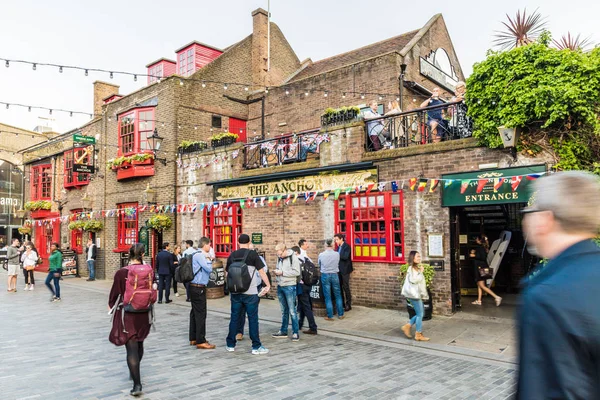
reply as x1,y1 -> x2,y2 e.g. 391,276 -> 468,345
201,81 -> 206,88
32,63 -> 36,70
304,90 -> 309,96
59,66 -> 63,73
85,69 -> 88,76
134,75 -> 137,82
110,72 -> 113,79
223,83 -> 228,90
360,94 -> 365,99
244,86 -> 249,91
179,79 -> 184,86
324,91 -> 328,97
5,60 -> 9,68
285,88 -> 290,95
342,92 -> 346,99
265,87 -> 269,94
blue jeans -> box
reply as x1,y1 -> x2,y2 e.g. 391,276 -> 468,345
87,260 -> 95,280
226,294 -> 261,350
408,298 -> 424,332
321,273 -> 344,319
45,270 -> 61,298
277,285 -> 299,334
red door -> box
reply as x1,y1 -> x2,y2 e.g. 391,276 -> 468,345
34,217 -> 60,272
229,118 -> 247,143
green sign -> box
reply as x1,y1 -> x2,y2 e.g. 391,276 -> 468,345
251,232 -> 263,245
441,165 -> 546,207
139,226 -> 149,252
73,134 -> 95,144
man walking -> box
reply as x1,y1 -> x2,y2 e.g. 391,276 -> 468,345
318,239 -> 344,321
189,237 -> 216,349
334,233 -> 353,311
292,245 -> 318,335
6,238 -> 21,292
155,243 -> 174,304
272,243 -> 301,341
225,234 -> 270,354
182,240 -> 197,302
517,171 -> 600,399
86,238 -> 97,281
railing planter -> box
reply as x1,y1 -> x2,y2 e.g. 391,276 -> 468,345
178,141 -> 208,154
210,133 -> 239,148
321,106 -> 361,127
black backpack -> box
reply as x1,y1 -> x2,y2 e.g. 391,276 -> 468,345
300,257 -> 320,285
174,251 -> 200,283
227,250 -> 256,293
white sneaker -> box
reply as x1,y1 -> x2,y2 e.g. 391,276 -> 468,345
29,285 -> 34,291
251,346 -> 269,355
24,285 -> 29,291
226,347 -> 235,352
175,293 -> 180,297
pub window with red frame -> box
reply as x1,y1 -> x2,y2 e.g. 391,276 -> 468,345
70,209 -> 84,253
335,191 -> 405,263
30,164 -> 52,200
116,203 -> 138,251
204,204 -> 242,257
117,108 -> 155,156
63,149 -> 90,188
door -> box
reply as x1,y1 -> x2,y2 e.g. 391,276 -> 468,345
450,208 -> 461,311
34,219 -> 60,272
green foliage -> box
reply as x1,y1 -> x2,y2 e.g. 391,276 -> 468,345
147,215 -> 173,231
467,43 -> 600,172
24,200 -> 53,211
106,153 -> 155,169
83,220 -> 104,232
209,132 -> 239,141
178,140 -> 208,150
68,221 -> 86,231
398,264 -> 435,289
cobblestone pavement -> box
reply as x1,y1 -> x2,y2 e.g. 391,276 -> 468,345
0,278 -> 516,400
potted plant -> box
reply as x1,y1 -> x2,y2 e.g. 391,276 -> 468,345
398,263 -> 435,320
210,132 -> 239,148
83,220 -> 104,232
321,108 -> 336,126
130,153 -> 155,165
24,200 -> 53,218
178,140 -> 208,154
147,214 -> 173,231
18,225 -> 32,235
68,221 -> 86,231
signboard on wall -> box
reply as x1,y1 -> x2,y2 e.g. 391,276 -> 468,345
441,165 -> 547,207
73,134 -> 95,173
420,48 -> 460,92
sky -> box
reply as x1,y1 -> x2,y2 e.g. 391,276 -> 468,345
0,0 -> 597,135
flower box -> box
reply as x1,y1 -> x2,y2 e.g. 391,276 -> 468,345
117,164 -> 155,181
178,141 -> 208,154
211,136 -> 237,148
131,158 -> 154,166
30,209 -> 52,219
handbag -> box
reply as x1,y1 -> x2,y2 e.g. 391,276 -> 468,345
478,267 -> 493,280
401,268 -> 421,299
25,265 -> 36,271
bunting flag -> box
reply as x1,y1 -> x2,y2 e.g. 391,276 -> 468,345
391,181 -> 398,193
511,176 -> 522,191
417,179 -> 428,192
444,179 -> 454,188
493,178 -> 505,191
378,182 -> 386,192
207,203 -> 213,212
191,203 -> 198,212
310,191 -> 318,201
526,174 -> 541,180
365,183 -> 375,194
260,197 -> 266,207
460,180 -> 470,194
429,179 -> 440,192
239,199 -> 245,209
355,186 -> 361,194
252,198 -> 259,208
334,189 -> 341,200
345,187 -> 352,196
323,192 -> 330,200
476,179 -> 488,194
199,203 -> 206,211
292,193 -> 298,204
268,196 -> 274,207
409,178 -> 418,191
275,195 -> 282,207
304,192 -> 311,202
284,194 -> 292,205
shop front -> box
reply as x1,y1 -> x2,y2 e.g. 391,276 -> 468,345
33,216 -> 61,272
0,160 -> 24,247
442,165 -> 546,313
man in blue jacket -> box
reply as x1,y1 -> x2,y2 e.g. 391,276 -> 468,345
517,171 -> 600,399
155,242 -> 174,304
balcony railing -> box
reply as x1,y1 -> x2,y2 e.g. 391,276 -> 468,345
243,129 -> 328,169
363,101 -> 473,151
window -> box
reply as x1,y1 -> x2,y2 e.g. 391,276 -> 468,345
211,115 -> 222,129
335,191 -> 405,263
117,108 -> 155,156
148,64 -> 163,84
178,48 -> 195,77
204,204 -> 242,257
117,203 -> 138,251
70,209 -> 83,253
30,164 -> 52,200
64,149 -> 90,188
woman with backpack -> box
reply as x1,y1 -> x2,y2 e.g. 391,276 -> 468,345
400,251 -> 430,341
21,242 -> 38,290
108,243 -> 155,397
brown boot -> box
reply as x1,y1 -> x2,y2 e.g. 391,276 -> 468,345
401,323 -> 413,338
196,342 -> 216,349
189,341 -> 196,346
415,332 -> 430,341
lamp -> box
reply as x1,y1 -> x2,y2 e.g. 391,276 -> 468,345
498,126 -> 521,161
148,128 -> 167,166
143,183 -> 157,205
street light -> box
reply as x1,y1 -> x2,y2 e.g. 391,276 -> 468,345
498,126 -> 521,161
147,128 -> 167,166
143,183 -> 157,205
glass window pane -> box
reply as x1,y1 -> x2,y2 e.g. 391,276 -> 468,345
368,196 -> 375,207
392,194 -> 400,206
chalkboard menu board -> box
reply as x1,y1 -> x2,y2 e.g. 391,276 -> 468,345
208,266 -> 225,288
61,250 -> 78,277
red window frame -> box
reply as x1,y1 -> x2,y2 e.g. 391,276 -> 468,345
178,48 -> 195,76
148,64 -> 163,84
334,191 -> 405,263
30,164 -> 52,200
116,203 -> 138,251
70,209 -> 84,253
117,108 -> 155,156
63,149 -> 90,188
203,204 -> 242,257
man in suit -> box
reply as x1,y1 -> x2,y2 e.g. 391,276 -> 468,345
155,242 -> 174,304
334,233 -> 353,311
517,171 -> 600,399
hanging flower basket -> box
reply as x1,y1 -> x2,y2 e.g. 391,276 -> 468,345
18,226 -> 32,235
24,200 -> 52,211
147,215 -> 173,231
68,221 -> 86,231
83,220 -> 104,232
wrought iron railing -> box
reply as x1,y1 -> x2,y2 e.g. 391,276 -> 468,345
243,129 -> 328,169
363,101 -> 473,151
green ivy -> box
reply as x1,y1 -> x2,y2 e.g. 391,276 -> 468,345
466,43 -> 600,172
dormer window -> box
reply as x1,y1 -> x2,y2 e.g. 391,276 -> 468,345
145,59 -> 176,85
175,42 -> 223,78
179,48 -> 195,77
118,108 -> 155,156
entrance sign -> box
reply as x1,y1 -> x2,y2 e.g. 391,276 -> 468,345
441,165 -> 546,207
216,168 -> 378,200
72,134 -> 96,174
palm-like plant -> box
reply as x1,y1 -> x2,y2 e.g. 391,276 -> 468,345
553,33 -> 592,51
494,8 -> 547,50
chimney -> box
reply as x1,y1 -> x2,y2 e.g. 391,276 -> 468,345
251,8 -> 270,87
93,81 -> 119,117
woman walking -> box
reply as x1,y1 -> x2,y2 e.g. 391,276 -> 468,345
45,243 -> 63,302
108,243 -> 153,397
470,235 -> 502,306
401,251 -> 430,341
21,242 -> 38,291
172,245 -> 181,297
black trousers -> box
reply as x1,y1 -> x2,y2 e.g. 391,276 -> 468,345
298,284 -> 318,331
23,268 -> 35,285
339,273 -> 352,308
158,274 -> 171,302
189,286 -> 207,343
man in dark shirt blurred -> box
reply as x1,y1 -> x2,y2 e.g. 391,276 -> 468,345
155,243 -> 174,304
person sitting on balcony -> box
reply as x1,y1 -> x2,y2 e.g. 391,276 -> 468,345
420,88 -> 446,143
384,100 -> 402,116
363,101 -> 391,151
298,134 -> 319,161
384,100 -> 405,144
